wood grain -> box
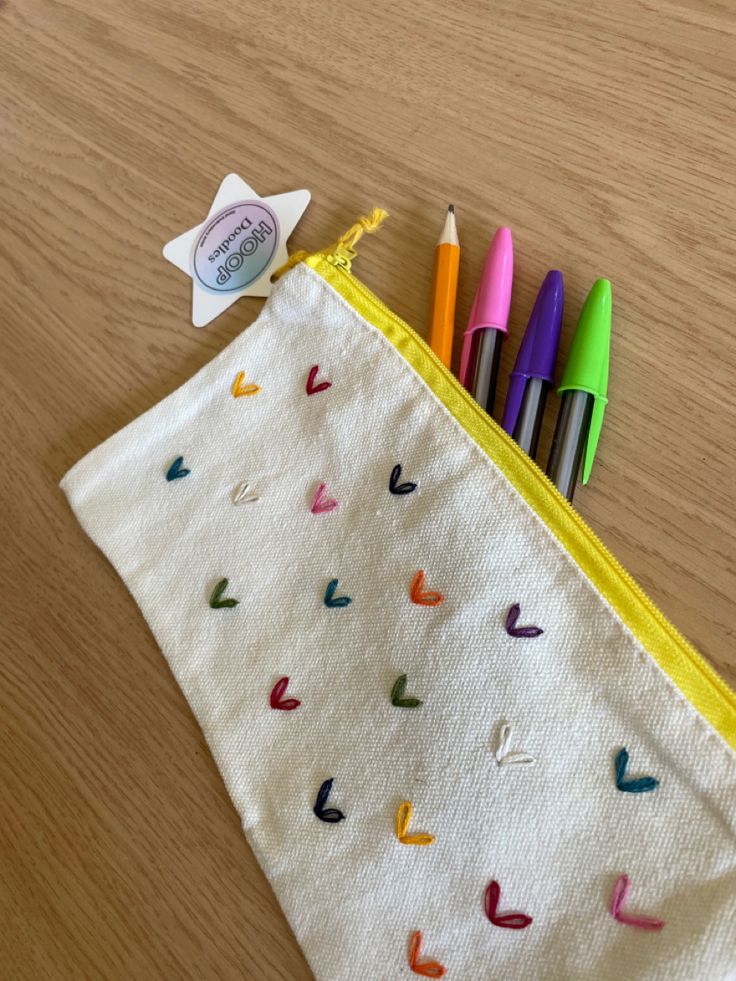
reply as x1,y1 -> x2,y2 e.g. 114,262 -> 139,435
1,0 -> 735,977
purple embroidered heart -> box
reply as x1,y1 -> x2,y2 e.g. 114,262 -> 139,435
505,604 -> 543,638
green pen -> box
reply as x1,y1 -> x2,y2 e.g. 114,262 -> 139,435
546,279 -> 612,501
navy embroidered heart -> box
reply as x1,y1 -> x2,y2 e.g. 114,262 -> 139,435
505,603 -> 543,638
615,748 -> 659,794
313,778 -> 345,823
389,464 -> 417,495
324,579 -> 352,608
166,456 -> 190,481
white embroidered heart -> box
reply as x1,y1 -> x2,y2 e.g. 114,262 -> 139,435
494,722 -> 536,767
232,482 -> 260,505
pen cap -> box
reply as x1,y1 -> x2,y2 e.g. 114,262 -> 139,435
557,278 -> 612,483
502,270 -> 564,436
459,227 -> 514,387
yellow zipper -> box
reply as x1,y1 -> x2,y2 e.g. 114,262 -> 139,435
305,251 -> 736,751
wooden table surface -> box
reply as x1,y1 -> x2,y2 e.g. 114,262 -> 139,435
2,1 -> 735,977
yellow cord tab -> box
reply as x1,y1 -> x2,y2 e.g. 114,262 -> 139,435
273,208 -> 388,280
326,208 -> 389,270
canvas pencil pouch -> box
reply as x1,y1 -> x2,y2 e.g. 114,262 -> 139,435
61,210 -> 736,981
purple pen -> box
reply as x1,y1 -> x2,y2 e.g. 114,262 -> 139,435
501,270 -> 564,459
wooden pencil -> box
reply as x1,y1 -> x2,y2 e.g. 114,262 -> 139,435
428,204 -> 460,369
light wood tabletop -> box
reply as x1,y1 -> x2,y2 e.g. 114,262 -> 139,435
2,1 -> 735,978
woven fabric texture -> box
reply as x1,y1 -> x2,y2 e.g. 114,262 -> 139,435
61,263 -> 736,980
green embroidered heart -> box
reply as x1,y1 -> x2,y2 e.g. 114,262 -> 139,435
391,674 -> 423,708
209,578 -> 239,609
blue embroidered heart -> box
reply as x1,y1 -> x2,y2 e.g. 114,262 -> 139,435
166,456 -> 190,481
324,579 -> 352,608
313,778 -> 346,823
389,464 -> 417,495
615,748 -> 659,794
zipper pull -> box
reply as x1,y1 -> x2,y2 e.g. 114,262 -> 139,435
325,208 -> 389,272
273,208 -> 389,280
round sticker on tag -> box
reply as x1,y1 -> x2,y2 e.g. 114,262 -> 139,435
191,201 -> 280,293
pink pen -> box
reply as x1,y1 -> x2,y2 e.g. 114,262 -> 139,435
459,227 -> 513,415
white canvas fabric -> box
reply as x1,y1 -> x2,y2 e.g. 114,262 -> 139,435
61,260 -> 736,980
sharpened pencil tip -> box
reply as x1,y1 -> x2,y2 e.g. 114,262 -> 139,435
438,206 -> 459,246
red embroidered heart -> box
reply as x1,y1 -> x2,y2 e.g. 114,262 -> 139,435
269,676 -> 301,711
408,931 -> 446,978
306,364 -> 332,395
311,482 -> 339,514
484,880 -> 533,930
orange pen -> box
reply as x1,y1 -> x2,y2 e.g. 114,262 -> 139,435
428,204 -> 460,369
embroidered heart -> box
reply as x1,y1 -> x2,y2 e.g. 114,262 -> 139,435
209,578 -> 239,609
395,800 -> 435,846
410,570 -> 445,607
269,676 -> 301,711
484,880 -> 533,930
407,931 -> 446,978
614,748 -> 659,794
232,481 -> 260,505
166,456 -> 190,481
306,364 -> 332,395
505,603 -> 544,638
313,778 -> 345,823
311,482 -> 339,514
324,579 -> 352,608
494,722 -> 536,767
231,370 -> 261,397
389,463 -> 417,495
610,874 -> 665,931
391,674 -> 423,708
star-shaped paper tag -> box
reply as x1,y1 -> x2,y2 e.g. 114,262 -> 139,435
163,174 -> 310,327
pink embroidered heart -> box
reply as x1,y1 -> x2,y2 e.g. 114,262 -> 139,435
311,482 -> 339,514
484,880 -> 533,930
610,875 -> 665,931
269,676 -> 301,711
306,364 -> 332,395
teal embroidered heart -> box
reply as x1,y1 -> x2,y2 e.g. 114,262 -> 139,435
324,579 -> 352,608
166,456 -> 190,481
209,578 -> 239,609
391,674 -> 423,708
615,747 -> 659,794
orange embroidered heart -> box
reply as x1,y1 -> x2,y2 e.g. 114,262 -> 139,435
408,931 -> 446,978
231,370 -> 261,397
409,570 -> 445,607
395,800 -> 435,846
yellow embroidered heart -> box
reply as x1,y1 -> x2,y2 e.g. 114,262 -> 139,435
231,371 -> 261,397
395,800 -> 436,846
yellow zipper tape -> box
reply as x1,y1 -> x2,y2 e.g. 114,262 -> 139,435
305,252 -> 736,751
